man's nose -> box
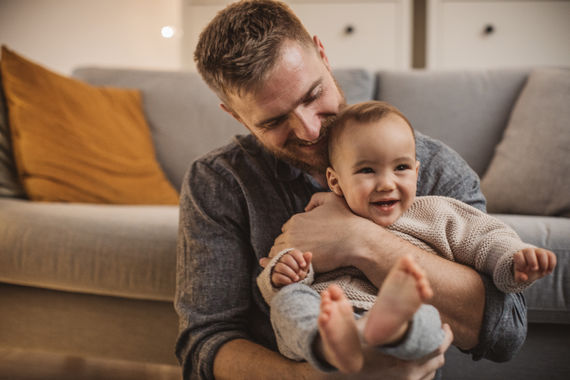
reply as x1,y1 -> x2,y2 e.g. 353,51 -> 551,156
291,107 -> 321,141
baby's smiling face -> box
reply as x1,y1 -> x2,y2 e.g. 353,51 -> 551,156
327,114 -> 419,227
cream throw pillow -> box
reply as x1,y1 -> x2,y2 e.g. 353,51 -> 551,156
481,68 -> 570,217
0,46 -> 179,204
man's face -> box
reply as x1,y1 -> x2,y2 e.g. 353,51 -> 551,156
327,115 -> 419,227
225,39 -> 345,175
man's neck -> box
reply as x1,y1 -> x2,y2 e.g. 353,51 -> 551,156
308,170 -> 327,188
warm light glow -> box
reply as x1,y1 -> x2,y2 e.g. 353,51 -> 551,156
161,26 -> 175,39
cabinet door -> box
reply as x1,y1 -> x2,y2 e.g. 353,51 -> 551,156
183,1 -> 411,71
290,1 -> 411,70
427,0 -> 570,69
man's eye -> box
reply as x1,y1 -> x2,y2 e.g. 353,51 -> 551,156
304,87 -> 322,105
262,117 -> 287,130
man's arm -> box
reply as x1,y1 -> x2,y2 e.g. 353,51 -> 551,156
214,330 -> 453,380
353,219 -> 485,349
175,160 -> 255,379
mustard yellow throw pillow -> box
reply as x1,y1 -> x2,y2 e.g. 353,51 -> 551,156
0,47 -> 179,204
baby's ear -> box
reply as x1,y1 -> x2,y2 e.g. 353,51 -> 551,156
415,160 -> 420,175
326,167 -> 344,196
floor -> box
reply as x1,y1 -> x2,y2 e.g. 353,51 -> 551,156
0,348 -> 181,380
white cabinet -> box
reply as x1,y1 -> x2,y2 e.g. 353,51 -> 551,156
427,0 -> 570,69
290,1 -> 411,71
182,0 -> 412,71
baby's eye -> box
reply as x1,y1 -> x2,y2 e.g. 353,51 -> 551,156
396,164 -> 411,171
357,167 -> 374,174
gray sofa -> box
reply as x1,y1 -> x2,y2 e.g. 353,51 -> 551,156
0,66 -> 568,379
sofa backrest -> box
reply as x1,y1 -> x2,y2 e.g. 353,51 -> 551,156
375,69 -> 530,176
72,67 -> 530,189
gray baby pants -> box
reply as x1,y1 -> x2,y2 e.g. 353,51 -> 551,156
270,283 -> 445,372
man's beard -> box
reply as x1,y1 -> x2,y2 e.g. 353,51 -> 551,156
268,77 -> 346,176
270,114 -> 336,175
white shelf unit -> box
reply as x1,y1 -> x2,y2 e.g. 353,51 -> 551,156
426,0 -> 570,69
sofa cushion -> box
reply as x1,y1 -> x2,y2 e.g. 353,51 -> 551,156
482,68 -> 570,217
0,47 -> 178,204
0,198 -> 177,301
495,214 -> 570,324
0,70 -> 25,198
375,69 -> 529,176
72,67 -> 245,192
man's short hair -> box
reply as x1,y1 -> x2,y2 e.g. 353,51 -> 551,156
194,0 -> 314,104
328,101 -> 415,166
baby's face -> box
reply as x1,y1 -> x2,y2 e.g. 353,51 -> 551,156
328,114 -> 419,227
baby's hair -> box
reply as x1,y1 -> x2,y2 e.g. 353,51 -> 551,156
327,101 -> 415,167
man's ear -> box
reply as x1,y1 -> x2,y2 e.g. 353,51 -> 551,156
326,167 -> 344,196
220,103 -> 243,124
313,35 -> 331,71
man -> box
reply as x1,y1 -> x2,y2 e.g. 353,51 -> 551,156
175,1 -> 527,379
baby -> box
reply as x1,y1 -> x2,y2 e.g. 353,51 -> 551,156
257,101 -> 556,373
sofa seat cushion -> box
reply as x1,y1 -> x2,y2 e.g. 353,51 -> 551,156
0,198 -> 177,301
494,214 -> 570,324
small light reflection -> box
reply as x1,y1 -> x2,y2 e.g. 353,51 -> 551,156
161,26 -> 175,39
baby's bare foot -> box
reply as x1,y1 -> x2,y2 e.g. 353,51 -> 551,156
363,255 -> 433,346
317,285 -> 363,373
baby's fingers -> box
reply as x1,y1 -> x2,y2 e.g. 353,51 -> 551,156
287,249 -> 309,269
513,251 -> 529,271
271,272 -> 294,287
522,248 -> 539,270
548,251 -> 557,272
303,251 -> 312,267
536,249 -> 557,273
273,262 -> 301,282
514,270 -> 529,282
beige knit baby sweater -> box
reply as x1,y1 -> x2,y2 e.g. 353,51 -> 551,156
257,196 -> 534,310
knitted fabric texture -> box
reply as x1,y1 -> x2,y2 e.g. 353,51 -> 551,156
257,196 -> 534,309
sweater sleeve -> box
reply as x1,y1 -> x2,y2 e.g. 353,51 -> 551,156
256,248 -> 315,306
393,196 -> 534,293
175,160 -> 253,380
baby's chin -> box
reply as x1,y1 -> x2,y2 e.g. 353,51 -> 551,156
369,211 -> 404,227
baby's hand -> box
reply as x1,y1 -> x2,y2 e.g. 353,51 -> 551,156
270,249 -> 312,288
513,247 -> 557,283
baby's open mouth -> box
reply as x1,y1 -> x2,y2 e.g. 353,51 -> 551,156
372,200 -> 398,207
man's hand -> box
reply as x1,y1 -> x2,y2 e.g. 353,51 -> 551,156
269,192 -> 370,272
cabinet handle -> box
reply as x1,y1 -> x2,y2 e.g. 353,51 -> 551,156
483,24 -> 495,35
344,25 -> 355,35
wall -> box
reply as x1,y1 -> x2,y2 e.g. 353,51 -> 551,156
0,0 -> 183,75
